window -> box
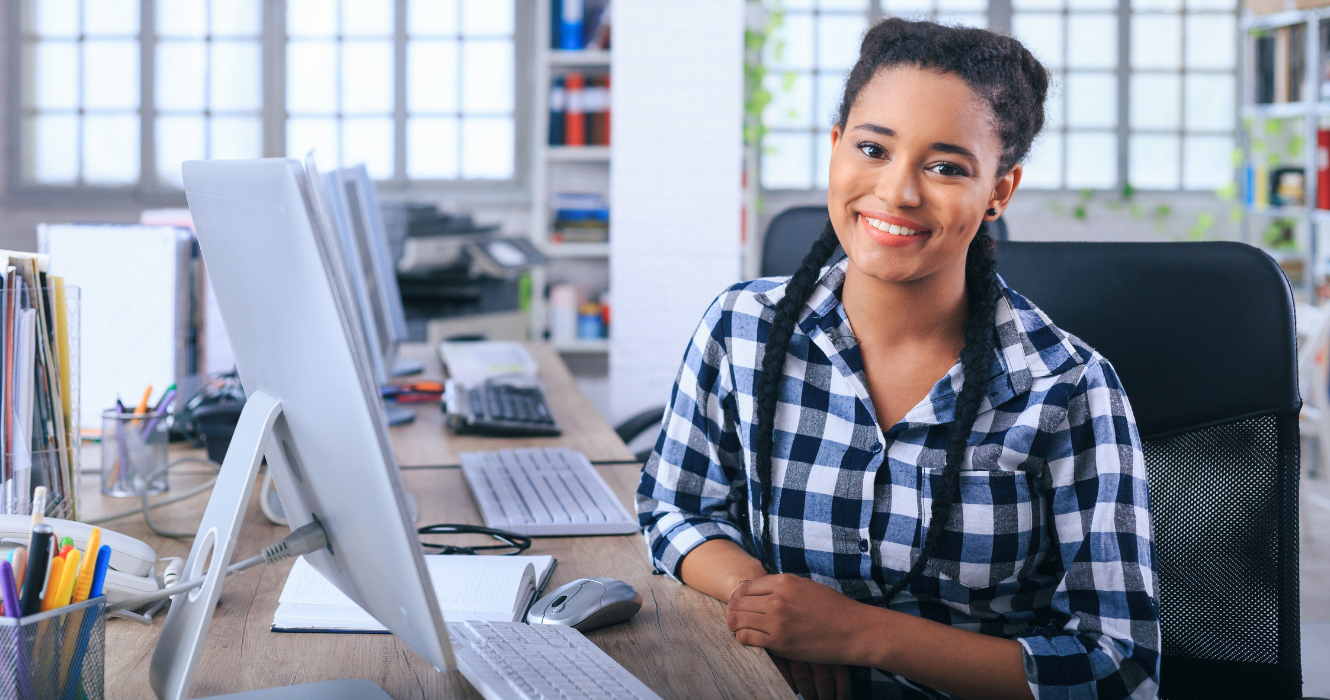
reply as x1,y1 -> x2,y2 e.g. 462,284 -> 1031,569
761,0 -> 1238,192
10,0 -> 524,194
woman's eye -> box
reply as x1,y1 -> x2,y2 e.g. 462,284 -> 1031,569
929,162 -> 967,177
856,142 -> 885,159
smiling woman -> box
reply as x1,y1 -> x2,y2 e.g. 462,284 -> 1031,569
637,18 -> 1160,700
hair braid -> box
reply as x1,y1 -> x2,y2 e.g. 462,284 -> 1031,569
753,222 -> 841,572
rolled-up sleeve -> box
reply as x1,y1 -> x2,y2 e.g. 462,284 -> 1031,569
1017,356 -> 1161,700
636,291 -> 750,579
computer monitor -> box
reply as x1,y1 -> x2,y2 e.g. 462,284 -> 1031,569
151,158 -> 452,699
338,165 -> 421,377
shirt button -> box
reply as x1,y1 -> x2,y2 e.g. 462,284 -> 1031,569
858,539 -> 870,553
870,441 -> 883,454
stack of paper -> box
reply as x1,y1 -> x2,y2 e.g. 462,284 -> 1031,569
273,555 -> 556,632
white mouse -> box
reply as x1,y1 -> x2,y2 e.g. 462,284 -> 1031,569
526,577 -> 643,632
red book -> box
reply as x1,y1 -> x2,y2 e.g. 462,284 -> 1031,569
1319,128 -> 1330,210
564,72 -> 586,147
602,75 -> 611,145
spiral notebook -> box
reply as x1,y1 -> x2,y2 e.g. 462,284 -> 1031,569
273,555 -> 556,633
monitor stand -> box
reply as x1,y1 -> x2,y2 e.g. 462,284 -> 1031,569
148,390 -> 394,700
385,403 -> 415,426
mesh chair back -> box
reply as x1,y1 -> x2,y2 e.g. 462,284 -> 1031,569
995,241 -> 1302,699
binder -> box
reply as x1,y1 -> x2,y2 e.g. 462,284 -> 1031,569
560,0 -> 584,50
565,72 -> 586,147
549,76 -> 567,146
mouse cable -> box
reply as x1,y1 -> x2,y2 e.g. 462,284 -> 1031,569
417,523 -> 532,555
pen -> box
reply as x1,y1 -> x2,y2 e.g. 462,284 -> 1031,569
58,538 -> 72,559
41,554 -> 64,612
71,529 -> 99,604
1,559 -> 31,700
88,546 -> 110,599
20,524 -> 51,616
141,386 -> 176,437
51,550 -> 78,609
30,486 -> 45,529
0,561 -> 18,618
134,386 -> 153,416
9,548 -> 24,595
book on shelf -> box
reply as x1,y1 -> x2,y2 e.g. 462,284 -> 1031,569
552,0 -> 611,51
1319,129 -> 1330,210
551,193 -> 609,244
1253,26 -> 1308,105
549,72 -> 611,147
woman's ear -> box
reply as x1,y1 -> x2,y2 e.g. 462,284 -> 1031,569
985,163 -> 1023,220
830,125 -> 843,153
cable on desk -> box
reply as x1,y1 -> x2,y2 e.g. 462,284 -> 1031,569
83,455 -> 222,539
417,524 -> 532,555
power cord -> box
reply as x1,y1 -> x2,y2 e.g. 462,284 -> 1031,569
417,523 -> 532,555
83,456 -> 223,539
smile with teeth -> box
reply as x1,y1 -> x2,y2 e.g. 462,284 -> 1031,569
863,216 -> 924,236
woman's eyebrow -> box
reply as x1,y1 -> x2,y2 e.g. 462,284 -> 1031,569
851,123 -> 894,137
851,123 -> 979,161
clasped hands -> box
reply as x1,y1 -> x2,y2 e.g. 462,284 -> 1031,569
726,573 -> 877,700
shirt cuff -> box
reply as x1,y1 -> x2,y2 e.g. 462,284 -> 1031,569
1017,632 -> 1098,700
645,512 -> 747,582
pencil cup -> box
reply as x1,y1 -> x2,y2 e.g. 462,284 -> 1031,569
99,410 -> 168,498
0,596 -> 105,700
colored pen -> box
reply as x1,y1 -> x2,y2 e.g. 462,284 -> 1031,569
134,386 -> 153,416
51,551 -> 78,608
40,555 -> 64,612
71,529 -> 99,604
9,548 -> 24,594
0,561 -> 18,619
141,386 -> 176,436
88,546 -> 111,599
19,524 -> 51,616
29,486 -> 45,529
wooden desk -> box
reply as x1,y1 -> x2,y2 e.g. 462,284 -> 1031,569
85,344 -> 787,699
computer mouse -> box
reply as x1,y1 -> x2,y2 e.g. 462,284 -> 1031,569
526,577 -> 643,632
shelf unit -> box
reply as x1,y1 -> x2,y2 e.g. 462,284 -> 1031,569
1240,9 -> 1330,297
530,0 -> 612,353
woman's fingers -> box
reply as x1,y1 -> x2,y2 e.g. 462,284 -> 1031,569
812,662 -> 836,700
835,664 -> 852,700
734,626 -> 774,647
725,609 -> 769,633
787,660 -> 819,700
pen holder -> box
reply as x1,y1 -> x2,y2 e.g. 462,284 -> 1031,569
0,596 -> 105,700
99,410 -> 168,498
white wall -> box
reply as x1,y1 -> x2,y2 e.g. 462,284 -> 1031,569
609,0 -> 746,422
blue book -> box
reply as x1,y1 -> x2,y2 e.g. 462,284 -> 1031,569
560,0 -> 584,50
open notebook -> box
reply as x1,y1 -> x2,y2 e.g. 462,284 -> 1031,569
273,554 -> 556,633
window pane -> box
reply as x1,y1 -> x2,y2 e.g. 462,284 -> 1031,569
1066,72 -> 1116,128
785,0 -> 816,10
1129,133 -> 1180,189
1044,80 -> 1064,131
211,41 -> 262,111
85,0 -> 139,35
462,0 -> 513,35
342,0 -> 394,37
342,40 -> 394,114
815,130 -> 834,189
820,0 -> 871,9
940,13 -> 988,28
1069,0 -> 1116,9
1187,0 -> 1235,9
1134,0 -> 1181,10
288,117 -> 339,166
33,0 -> 78,37
1185,74 -> 1234,131
287,40 -> 337,113
1013,0 -> 1063,10
938,0 -> 988,11
212,0 -> 262,36
818,15 -> 868,71
766,13 -> 814,72
461,40 -> 513,114
885,0 -> 934,13
156,41 -> 206,111
1067,14 -> 1117,69
288,0 -> 337,36
407,117 -> 459,178
1130,73 -> 1180,130
1065,131 -> 1116,188
1020,132 -> 1064,188
817,73 -> 848,128
157,0 -> 206,37
1186,15 -> 1235,69
211,116 -> 263,159
343,117 -> 394,178
1183,134 -> 1233,190
83,41 -> 139,110
1131,15 -> 1181,70
410,0 -> 458,35
33,41 -> 78,110
1014,15 -> 1064,71
32,114 -> 78,184
156,114 -> 205,187
408,40 -> 459,113
763,131 -> 815,189
763,72 -> 813,129
460,117 -> 514,179
83,114 -> 139,184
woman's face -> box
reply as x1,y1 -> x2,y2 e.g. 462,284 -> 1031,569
827,66 -> 1021,285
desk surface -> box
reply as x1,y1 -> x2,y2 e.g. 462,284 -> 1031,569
84,343 -> 787,699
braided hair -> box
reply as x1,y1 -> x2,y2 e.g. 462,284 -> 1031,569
751,19 -> 1048,604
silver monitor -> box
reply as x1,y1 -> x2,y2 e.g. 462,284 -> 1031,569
152,158 -> 452,699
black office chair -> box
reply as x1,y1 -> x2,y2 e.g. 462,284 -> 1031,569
996,241 -> 1316,700
761,205 -> 1009,278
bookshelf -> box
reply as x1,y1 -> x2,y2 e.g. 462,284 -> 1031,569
530,0 -> 612,354
1240,8 -> 1330,297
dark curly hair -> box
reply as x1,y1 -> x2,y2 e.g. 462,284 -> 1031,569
751,19 -> 1048,605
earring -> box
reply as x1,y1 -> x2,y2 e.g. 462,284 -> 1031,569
986,208 -> 998,217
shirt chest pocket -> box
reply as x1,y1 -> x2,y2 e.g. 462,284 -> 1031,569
918,468 -> 1042,590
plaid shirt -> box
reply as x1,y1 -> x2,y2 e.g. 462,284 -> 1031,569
636,258 -> 1161,700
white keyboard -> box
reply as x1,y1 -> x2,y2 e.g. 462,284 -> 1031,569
460,448 -> 639,536
450,620 -> 662,700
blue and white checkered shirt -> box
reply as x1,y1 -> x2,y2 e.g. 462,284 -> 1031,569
636,258 -> 1161,700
